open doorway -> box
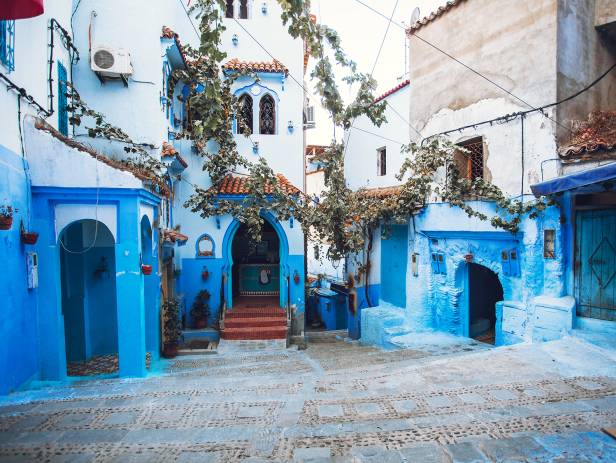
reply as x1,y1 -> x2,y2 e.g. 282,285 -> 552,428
468,263 -> 503,344
59,219 -> 119,376
141,216 -> 158,360
231,221 -> 280,307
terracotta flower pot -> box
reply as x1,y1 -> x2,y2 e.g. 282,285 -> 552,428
141,264 -> 153,275
162,342 -> 178,358
21,232 -> 39,245
194,318 -> 207,329
293,273 -> 300,284
0,215 -> 13,231
201,270 -> 209,281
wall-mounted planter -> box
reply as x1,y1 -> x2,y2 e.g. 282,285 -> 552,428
21,232 -> 39,245
201,269 -> 209,281
293,270 -> 300,284
0,215 -> 14,230
141,264 -> 153,275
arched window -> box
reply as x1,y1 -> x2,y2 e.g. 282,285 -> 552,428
237,94 -> 253,135
259,94 -> 276,135
225,0 -> 234,18
239,0 -> 249,19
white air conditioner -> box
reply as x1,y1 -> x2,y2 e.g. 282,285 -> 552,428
91,46 -> 133,78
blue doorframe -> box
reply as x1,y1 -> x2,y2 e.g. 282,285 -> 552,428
221,210 -> 290,309
380,224 -> 408,307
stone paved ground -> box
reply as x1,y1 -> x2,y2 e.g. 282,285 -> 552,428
1,331 -> 616,462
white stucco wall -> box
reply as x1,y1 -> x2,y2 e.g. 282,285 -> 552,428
344,85 -> 411,191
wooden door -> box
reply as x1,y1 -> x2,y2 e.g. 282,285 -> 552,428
575,208 -> 616,321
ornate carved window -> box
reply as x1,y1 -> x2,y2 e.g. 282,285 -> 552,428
237,94 -> 253,135
259,94 -> 276,135
225,0 -> 234,18
239,0 -> 249,19
454,137 -> 484,181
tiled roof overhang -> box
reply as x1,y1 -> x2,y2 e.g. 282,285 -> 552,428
407,0 -> 467,35
211,174 -> 301,196
222,58 -> 289,76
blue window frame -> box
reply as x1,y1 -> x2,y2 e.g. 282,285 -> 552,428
0,20 -> 15,72
430,251 -> 447,275
57,62 -> 69,136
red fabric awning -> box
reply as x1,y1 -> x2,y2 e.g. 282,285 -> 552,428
0,0 -> 44,20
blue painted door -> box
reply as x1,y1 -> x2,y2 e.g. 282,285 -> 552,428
380,224 -> 408,308
575,208 -> 616,321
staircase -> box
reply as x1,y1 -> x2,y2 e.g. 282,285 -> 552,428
221,296 -> 288,340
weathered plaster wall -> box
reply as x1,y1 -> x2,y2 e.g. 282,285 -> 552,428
556,0 -> 616,144
408,0 -> 558,136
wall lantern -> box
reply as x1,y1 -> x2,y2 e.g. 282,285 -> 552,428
232,34 -> 239,46
287,120 -> 294,133
293,270 -> 300,284
201,266 -> 209,281
411,253 -> 419,277
261,2 -> 268,14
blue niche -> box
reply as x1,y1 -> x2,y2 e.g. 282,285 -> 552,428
196,233 -> 216,258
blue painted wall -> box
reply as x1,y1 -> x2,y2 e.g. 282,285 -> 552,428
0,145 -> 39,395
348,283 -> 380,339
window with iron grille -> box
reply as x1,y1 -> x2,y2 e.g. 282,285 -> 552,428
377,147 -> 386,176
259,94 -> 275,134
237,93 -> 253,134
454,137 -> 484,181
0,20 -> 15,72
57,62 -> 69,136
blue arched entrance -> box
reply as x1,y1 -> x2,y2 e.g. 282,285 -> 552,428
222,211 -> 290,309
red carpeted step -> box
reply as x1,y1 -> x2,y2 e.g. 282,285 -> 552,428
225,317 -> 287,328
221,326 -> 288,340
226,308 -> 286,318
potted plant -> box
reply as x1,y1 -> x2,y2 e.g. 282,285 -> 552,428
162,298 -> 182,358
141,264 -> 153,275
20,223 -> 38,245
190,289 -> 210,329
0,206 -> 15,231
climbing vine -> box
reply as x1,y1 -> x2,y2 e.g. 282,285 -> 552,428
60,0 -> 551,287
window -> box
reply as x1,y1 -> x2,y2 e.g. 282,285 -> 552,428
455,137 -> 484,181
239,0 -> 249,19
57,62 -> 68,136
259,94 -> 275,134
225,0 -> 234,18
430,251 -> 447,275
0,20 -> 15,72
377,147 -> 386,176
237,93 -> 253,134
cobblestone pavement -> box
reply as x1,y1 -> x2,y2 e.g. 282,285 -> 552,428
1,331 -> 616,462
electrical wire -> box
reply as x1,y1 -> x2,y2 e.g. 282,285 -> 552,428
351,0 -> 573,135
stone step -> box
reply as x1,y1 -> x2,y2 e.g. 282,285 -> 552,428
221,326 -> 288,340
225,317 -> 287,328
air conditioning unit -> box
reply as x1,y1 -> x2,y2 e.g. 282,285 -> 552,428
91,46 -> 133,78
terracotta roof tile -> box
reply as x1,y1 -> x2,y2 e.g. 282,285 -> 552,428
162,229 -> 188,243
560,111 -> 616,160
360,185 -> 403,198
213,174 -> 300,196
373,80 -> 410,104
407,0 -> 467,35
222,58 -> 289,76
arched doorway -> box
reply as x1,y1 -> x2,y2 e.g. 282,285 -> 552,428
59,219 -> 119,376
231,221 -> 281,307
466,263 -> 503,344
141,216 -> 158,360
